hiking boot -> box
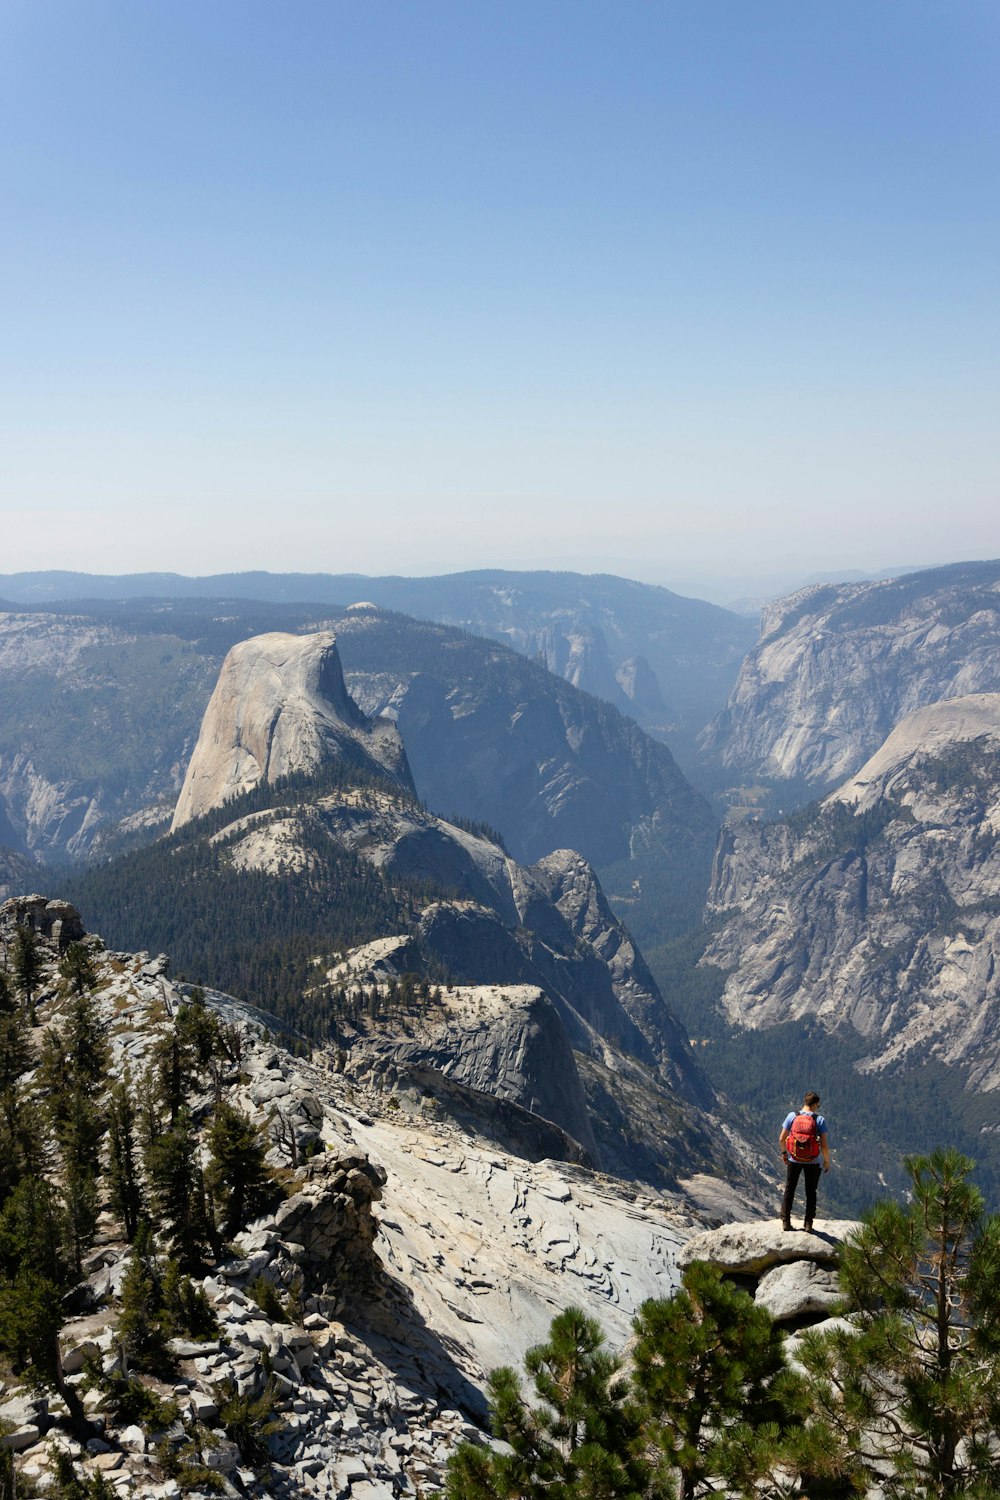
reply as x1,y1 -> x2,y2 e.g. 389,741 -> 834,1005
782,1219 -> 792,1231
803,1219 -> 814,1232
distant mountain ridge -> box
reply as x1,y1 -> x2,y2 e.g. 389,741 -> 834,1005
0,596 -> 717,944
0,567 -> 756,744
707,696 -> 1000,1079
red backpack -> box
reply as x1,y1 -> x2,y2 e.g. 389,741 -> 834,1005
787,1111 -> 820,1162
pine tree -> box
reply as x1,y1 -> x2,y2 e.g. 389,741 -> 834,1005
64,989 -> 108,1088
144,1109 -> 209,1270
107,1075 -> 144,1241
205,1102 -> 279,1237
629,1261 -> 793,1500
0,1081 -> 47,1212
11,926 -> 41,1013
116,1233 -> 170,1374
55,1087 -> 103,1274
161,1257 -> 218,1340
0,1008 -> 32,1093
446,1306 -> 646,1500
0,1177 -> 68,1287
59,942 -> 97,997
797,1147 -> 1000,1498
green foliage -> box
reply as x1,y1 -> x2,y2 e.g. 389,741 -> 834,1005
0,1177 -> 69,1287
445,815 -> 508,852
63,989 -> 108,1088
0,1010 -> 32,1093
630,1262 -> 795,1500
117,1239 -> 172,1374
212,1376 -> 283,1465
446,1306 -> 646,1500
0,1273 -> 65,1388
0,1082 -> 47,1212
107,1076 -> 144,1241
161,1258 -> 219,1341
96,1367 -> 181,1430
59,942 -> 97,997
49,1450 -> 117,1500
144,1110 -> 210,1270
60,768 -> 430,1032
205,1102 -> 280,1237
11,927 -> 41,1008
798,1149 -> 1000,1498
248,1274 -> 289,1323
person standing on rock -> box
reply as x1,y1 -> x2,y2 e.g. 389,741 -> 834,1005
779,1091 -> 830,1231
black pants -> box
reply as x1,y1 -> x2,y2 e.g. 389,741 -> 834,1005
782,1160 -> 822,1223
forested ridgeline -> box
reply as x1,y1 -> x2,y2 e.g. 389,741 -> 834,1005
55,766 -> 451,1034
0,927 -> 289,1494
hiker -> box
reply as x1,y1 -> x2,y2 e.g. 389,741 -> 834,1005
779,1091 -> 830,1232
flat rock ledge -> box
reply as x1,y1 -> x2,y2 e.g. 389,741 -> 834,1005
678,1218 -> 861,1327
678,1217 -> 859,1277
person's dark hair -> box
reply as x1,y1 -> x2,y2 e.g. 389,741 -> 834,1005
804,1090 -> 820,1108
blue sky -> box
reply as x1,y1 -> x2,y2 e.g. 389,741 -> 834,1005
1,1 -> 997,585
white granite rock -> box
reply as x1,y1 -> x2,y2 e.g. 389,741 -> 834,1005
755,1259 -> 843,1322
677,1219 -> 858,1276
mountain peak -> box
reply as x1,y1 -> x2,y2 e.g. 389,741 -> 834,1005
171,631 -> 412,830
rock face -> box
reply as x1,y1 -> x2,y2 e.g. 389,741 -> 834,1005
200,782 -> 714,1115
0,846 -> 41,901
532,849 -> 703,1096
701,560 -> 1000,794
705,698 -> 1000,1086
171,632 -> 412,830
340,983 -> 600,1160
0,892 -> 85,944
679,1218 -> 858,1326
268,1153 -> 388,1294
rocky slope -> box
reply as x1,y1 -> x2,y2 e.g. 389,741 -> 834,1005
705,695 -> 1000,1087
0,569 -> 757,744
171,633 -> 412,831
701,560 -> 1000,798
72,764 -> 749,1187
0,900 -> 765,1500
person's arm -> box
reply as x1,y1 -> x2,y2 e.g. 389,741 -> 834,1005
820,1127 -> 831,1172
778,1124 -> 789,1162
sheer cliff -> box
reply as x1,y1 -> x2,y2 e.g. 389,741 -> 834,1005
701,560 -> 1000,796
706,695 -> 1000,1087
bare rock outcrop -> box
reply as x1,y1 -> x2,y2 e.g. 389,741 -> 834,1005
172,631 -> 412,830
0,892 -> 85,944
679,1217 -> 858,1326
268,1152 -> 388,1295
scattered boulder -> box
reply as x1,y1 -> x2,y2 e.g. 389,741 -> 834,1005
755,1259 -> 843,1323
1,1425 -> 41,1453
